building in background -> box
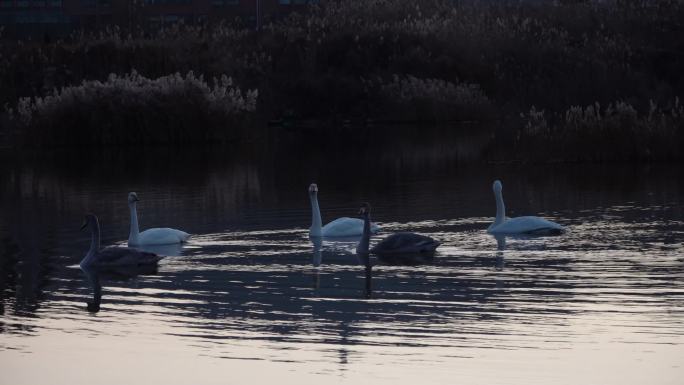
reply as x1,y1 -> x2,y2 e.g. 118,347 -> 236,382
0,0 -> 316,37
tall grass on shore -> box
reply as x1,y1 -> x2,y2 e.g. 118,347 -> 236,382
516,99 -> 683,162
368,75 -> 491,122
8,71 -> 258,146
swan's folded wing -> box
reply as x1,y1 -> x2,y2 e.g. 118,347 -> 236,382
139,227 -> 190,245
490,216 -> 564,235
372,232 -> 439,254
97,247 -> 161,266
322,217 -> 364,237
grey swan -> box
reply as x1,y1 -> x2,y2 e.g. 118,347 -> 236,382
355,203 -> 440,262
80,213 -> 162,269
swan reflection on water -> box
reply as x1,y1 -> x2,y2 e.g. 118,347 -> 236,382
81,264 -> 159,313
494,234 -> 506,269
310,236 -> 323,267
309,236 -> 323,290
308,235 -> 374,298
357,253 -> 373,299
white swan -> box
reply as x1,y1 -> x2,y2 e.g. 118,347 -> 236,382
80,213 -> 161,268
487,180 -> 564,235
308,183 -> 379,238
128,192 -> 190,246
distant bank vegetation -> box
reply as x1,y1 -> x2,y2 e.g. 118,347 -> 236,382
1,0 -> 682,160
9,71 -> 257,146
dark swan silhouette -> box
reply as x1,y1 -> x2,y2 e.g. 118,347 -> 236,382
80,213 -> 162,268
355,203 -> 439,262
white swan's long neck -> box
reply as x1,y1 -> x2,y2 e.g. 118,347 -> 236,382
309,192 -> 323,237
129,203 -> 140,245
356,212 -> 371,255
81,222 -> 100,267
494,189 -> 506,226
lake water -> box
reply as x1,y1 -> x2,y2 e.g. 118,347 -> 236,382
1,132 -> 683,384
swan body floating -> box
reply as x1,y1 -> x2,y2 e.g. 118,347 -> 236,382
309,184 -> 379,238
128,192 -> 190,246
487,180 -> 564,235
371,232 -> 441,255
356,203 -> 439,259
80,214 -> 161,268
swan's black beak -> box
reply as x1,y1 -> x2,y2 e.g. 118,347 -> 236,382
132,196 -> 139,202
80,220 -> 87,231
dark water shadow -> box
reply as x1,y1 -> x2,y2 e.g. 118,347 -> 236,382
81,264 -> 159,313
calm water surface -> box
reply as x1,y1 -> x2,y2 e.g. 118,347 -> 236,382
1,137 -> 683,384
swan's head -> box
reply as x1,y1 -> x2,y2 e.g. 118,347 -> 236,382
359,202 -> 371,216
493,180 -> 503,193
128,192 -> 140,204
308,183 -> 318,195
81,213 -> 98,231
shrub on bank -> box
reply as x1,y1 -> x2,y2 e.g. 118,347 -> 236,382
10,71 -> 258,146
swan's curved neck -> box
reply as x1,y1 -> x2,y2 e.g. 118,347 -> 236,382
356,212 -> 371,255
81,222 -> 100,267
129,203 -> 140,245
494,189 -> 506,226
309,193 -> 323,237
